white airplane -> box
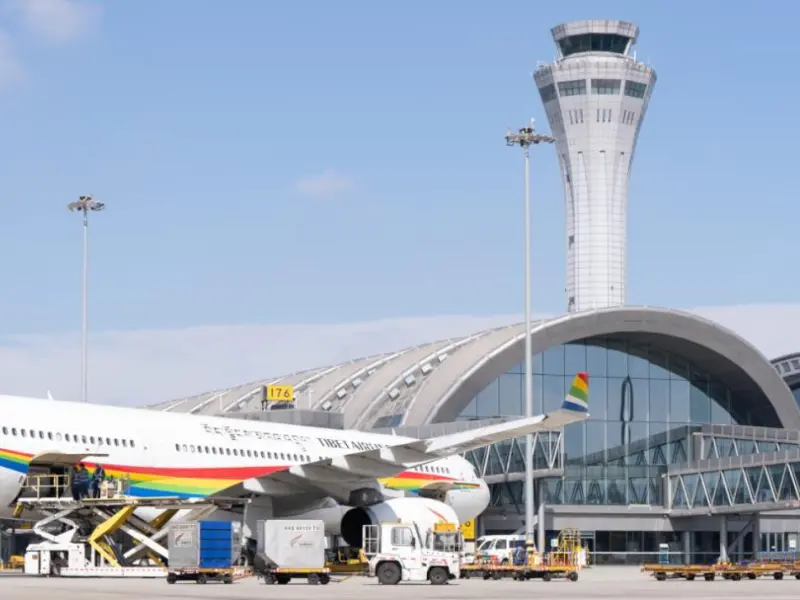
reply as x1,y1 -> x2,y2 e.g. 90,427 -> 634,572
0,372 -> 589,554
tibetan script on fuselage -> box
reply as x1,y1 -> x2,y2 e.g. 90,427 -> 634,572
201,424 -> 386,454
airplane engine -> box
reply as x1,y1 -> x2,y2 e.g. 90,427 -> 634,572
339,497 -> 459,548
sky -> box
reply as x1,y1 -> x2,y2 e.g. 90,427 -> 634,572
0,0 -> 798,406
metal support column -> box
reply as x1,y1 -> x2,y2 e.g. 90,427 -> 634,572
753,516 -> 761,560
719,516 -> 728,563
682,531 -> 691,564
537,479 -> 545,552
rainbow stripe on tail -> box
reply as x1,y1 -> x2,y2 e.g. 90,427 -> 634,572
561,372 -> 589,414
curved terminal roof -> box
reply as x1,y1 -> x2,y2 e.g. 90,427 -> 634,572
148,306 -> 800,430
772,352 -> 800,389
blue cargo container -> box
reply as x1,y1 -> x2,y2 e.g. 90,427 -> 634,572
199,521 -> 234,569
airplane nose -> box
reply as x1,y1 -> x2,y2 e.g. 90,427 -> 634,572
477,480 -> 490,511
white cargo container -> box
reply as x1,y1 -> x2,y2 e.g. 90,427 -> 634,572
256,519 -> 325,570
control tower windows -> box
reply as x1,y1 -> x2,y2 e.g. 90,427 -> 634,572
558,79 -> 586,97
539,84 -> 557,103
624,81 -> 647,99
591,79 -> 621,95
559,33 -> 630,57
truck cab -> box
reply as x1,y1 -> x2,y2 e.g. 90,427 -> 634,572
362,521 -> 463,585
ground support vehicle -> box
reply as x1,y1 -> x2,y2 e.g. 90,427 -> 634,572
325,547 -> 368,575
18,474 -> 245,579
461,562 -> 579,582
642,562 -> 800,581
460,561 -> 516,580
167,520 -> 241,584
642,564 -> 718,581
718,562 -> 789,581
462,532 -> 582,582
362,521 -> 462,585
260,567 -> 332,585
166,567 -> 239,584
254,519 -> 330,585
642,562 -> 791,581
511,564 -> 579,581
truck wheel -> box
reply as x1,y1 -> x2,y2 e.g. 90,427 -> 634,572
196,573 -> 207,584
277,575 -> 291,585
166,573 -> 177,584
319,573 -> 330,585
377,562 -> 402,585
429,567 -> 448,585
223,574 -> 233,584
263,573 -> 276,585
308,573 -> 320,585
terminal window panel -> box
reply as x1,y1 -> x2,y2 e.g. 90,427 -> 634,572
591,78 -> 621,95
557,79 -> 586,96
624,80 -> 648,98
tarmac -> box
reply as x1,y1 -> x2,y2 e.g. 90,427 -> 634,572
4,567 -> 800,599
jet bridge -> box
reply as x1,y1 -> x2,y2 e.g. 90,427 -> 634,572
666,448 -> 800,516
16,474 -> 246,577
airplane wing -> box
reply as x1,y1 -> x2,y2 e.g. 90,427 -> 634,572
237,373 -> 590,501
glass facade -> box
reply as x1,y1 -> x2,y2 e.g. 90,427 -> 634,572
462,336 -> 784,523
463,336 -> 795,563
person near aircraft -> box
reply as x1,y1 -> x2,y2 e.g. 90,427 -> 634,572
91,464 -> 105,498
70,463 -> 90,500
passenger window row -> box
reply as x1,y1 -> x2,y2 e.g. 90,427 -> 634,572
174,443 -> 320,464
172,442 -> 450,475
1,427 -> 135,449
410,464 -> 451,475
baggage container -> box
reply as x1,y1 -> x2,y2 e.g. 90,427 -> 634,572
168,521 -> 238,570
256,520 -> 325,570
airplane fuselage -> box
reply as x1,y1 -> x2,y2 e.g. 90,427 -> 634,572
0,394 -> 489,526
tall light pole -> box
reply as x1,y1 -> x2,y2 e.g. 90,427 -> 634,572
67,195 -> 105,403
505,120 -> 554,550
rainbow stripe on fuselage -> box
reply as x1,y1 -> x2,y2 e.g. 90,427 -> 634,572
380,470 -> 480,494
0,448 -> 469,499
0,448 -> 29,476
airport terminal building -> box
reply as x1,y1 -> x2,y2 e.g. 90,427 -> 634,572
151,306 -> 800,564
148,20 -> 800,566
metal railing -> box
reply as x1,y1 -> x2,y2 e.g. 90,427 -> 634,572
21,473 -> 131,501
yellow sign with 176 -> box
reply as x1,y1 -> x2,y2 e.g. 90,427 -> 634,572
266,385 -> 294,402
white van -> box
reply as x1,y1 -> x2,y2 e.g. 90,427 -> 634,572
474,534 -> 527,564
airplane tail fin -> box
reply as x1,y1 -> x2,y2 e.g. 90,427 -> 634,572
561,372 -> 589,414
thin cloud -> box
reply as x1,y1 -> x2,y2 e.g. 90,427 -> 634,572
9,0 -> 100,44
0,304 -> 797,408
294,170 -> 355,198
0,31 -> 24,88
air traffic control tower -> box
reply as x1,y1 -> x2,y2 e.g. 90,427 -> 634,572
534,20 -> 656,313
